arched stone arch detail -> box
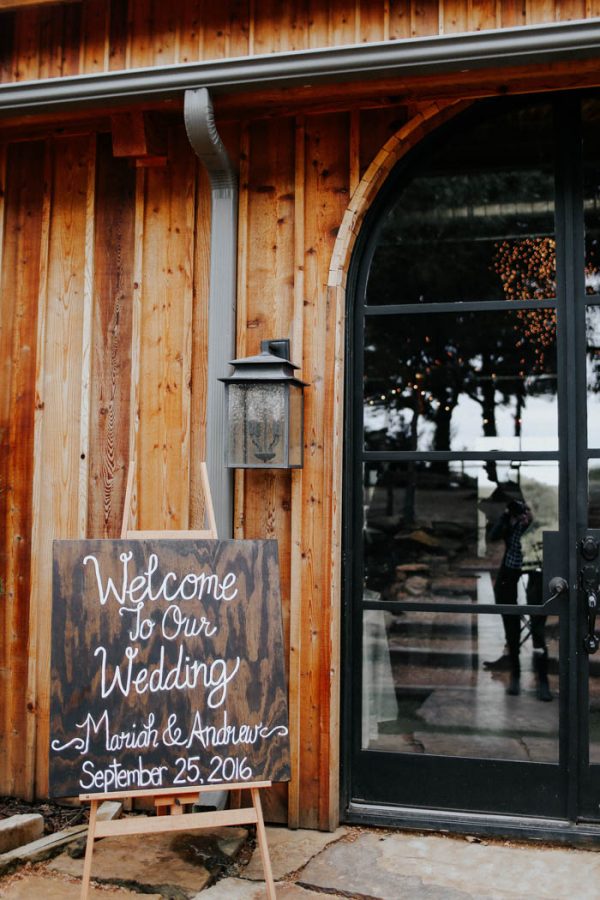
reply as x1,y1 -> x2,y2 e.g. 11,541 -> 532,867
325,100 -> 471,824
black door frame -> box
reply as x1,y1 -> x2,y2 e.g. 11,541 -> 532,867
341,91 -> 600,840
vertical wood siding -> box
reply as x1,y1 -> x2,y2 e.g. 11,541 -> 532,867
0,141 -> 45,798
0,122 -> 212,799
0,96 -> 401,823
30,134 -> 93,792
87,134 -> 135,540
1,0 -> 597,84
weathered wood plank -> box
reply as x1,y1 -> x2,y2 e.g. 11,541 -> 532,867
198,0 -> 251,60
78,135 -> 96,539
240,116 -> 296,824
411,0 -> 441,35
228,0 -> 251,57
152,0 -> 176,65
498,0 -> 527,25
108,0 -> 128,70
126,167 -> 145,531
287,113 -> 306,830
12,6 -> 40,80
26,136 -> 52,799
37,3 -> 66,78
326,0 -> 356,44
201,0 -> 229,59
136,125 -> 195,531
525,0 -> 556,22
253,0 -> 308,54
389,0 -> 412,37
301,111 -> 350,829
128,0 -> 153,69
30,135 -> 92,796
0,142 -> 44,797
80,0 -> 108,73
87,134 -> 135,540
357,0 -> 386,42
556,0 -> 585,19
177,0 -> 202,64
0,12 -> 15,83
441,0 -> 469,31
60,0 -> 81,76
468,0 -> 499,30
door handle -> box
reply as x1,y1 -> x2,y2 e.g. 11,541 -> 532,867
581,564 -> 600,655
548,576 -> 568,601
585,591 -> 600,654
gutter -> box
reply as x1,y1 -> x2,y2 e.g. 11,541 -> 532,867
1,20 -> 600,116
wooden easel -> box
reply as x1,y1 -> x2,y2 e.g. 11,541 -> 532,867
79,461 -> 276,900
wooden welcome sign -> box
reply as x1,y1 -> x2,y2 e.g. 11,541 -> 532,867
49,539 -> 290,798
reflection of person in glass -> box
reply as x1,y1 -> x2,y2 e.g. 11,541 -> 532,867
489,497 -> 533,697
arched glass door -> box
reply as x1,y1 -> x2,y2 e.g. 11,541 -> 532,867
345,93 -> 600,825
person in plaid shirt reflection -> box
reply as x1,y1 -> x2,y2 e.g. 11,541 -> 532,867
489,497 -> 533,696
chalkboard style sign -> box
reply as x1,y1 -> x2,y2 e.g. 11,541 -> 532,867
49,539 -> 290,798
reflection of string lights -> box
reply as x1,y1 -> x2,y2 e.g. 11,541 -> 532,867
364,238 -> 600,443
493,237 -> 558,369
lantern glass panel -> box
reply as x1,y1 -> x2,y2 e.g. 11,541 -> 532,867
288,384 -> 304,467
227,382 -> 288,467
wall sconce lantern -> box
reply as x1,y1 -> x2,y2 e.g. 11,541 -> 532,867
220,339 -> 307,469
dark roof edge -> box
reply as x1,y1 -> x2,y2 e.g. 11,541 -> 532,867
1,19 -> 600,116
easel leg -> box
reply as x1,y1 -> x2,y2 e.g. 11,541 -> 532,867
80,799 -> 98,900
251,787 -> 276,900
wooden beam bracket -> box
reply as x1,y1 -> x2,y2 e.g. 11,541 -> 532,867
111,112 -> 168,166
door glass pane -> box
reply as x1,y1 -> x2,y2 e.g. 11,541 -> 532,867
587,307 -> 600,447
588,461 -> 600,526
362,460 -> 560,761
364,311 -> 558,452
366,102 -> 556,305
582,98 -> 600,295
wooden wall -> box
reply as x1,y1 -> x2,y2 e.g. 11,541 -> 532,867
0,90 -> 409,825
0,121 -> 207,799
0,0 -> 599,85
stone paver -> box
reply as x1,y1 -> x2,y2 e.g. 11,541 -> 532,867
50,826 -> 247,897
3,822 -> 600,899
0,815 -> 44,854
0,825 -> 88,875
196,878 -> 346,898
241,826 -> 349,881
0,871 -> 162,899
298,832 -> 600,900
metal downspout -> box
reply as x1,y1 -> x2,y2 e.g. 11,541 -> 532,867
184,87 -> 237,540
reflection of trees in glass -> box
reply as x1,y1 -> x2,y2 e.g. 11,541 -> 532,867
364,308 -> 557,456
366,168 -> 555,306
362,101 -> 571,487
365,181 -> 559,460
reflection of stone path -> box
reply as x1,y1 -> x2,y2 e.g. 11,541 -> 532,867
365,602 -> 561,762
